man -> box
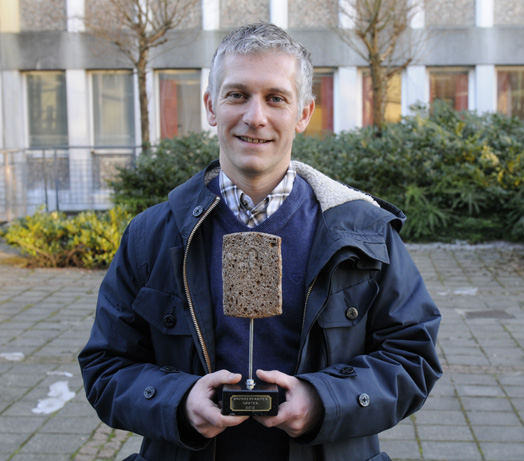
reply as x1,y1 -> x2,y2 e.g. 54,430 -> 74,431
79,23 -> 441,461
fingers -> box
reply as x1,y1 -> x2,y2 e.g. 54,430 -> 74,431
203,369 -> 243,393
254,369 -> 322,438
184,370 -> 322,439
256,369 -> 293,388
184,370 -> 248,438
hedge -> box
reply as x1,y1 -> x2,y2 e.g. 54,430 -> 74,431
113,102 -> 524,242
1,207 -> 132,268
2,102 -> 523,267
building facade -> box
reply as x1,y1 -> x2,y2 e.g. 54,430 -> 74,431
0,0 -> 524,218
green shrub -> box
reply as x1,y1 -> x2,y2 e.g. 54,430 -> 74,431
3,104 -> 524,268
110,132 -> 219,215
3,103 -> 523,269
1,207 -> 132,268
293,102 -> 524,242
106,102 -> 524,243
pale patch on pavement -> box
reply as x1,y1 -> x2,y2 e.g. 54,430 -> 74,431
32,380 -> 76,415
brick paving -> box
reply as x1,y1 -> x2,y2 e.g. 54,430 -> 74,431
0,241 -> 523,460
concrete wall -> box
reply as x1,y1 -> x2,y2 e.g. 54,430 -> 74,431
2,26 -> 524,71
20,0 -> 67,31
494,0 -> 524,25
288,0 -> 337,28
220,0 -> 270,28
425,0 -> 475,26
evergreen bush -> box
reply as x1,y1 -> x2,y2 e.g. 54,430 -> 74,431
1,207 -> 132,268
292,102 -> 524,242
3,103 -> 524,269
110,132 -> 219,215
110,103 -> 523,242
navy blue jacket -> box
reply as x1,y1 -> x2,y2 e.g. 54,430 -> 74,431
79,160 -> 442,460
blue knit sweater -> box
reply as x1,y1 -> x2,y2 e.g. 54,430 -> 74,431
205,174 -> 320,460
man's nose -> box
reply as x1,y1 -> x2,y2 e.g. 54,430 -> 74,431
243,97 -> 267,127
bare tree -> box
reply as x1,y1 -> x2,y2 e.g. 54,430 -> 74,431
335,0 -> 428,131
85,0 -> 200,147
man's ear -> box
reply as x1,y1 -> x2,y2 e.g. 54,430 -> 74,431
204,92 -> 217,127
295,99 -> 315,133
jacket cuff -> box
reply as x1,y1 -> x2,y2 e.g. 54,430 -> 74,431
296,364 -> 360,445
176,397 -> 211,450
160,368 -> 209,450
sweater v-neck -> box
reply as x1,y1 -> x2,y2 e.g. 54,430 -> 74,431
208,174 -> 309,234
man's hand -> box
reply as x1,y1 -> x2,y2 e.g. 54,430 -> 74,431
184,370 -> 248,438
253,369 -> 323,438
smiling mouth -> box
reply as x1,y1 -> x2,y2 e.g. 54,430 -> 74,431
237,136 -> 270,144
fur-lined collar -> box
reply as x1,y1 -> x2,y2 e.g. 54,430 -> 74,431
204,160 -> 378,213
292,161 -> 378,211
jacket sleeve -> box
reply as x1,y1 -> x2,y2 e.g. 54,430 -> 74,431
296,223 -> 442,444
78,215 -> 208,450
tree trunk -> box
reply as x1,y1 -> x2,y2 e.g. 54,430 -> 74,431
137,54 -> 150,148
370,59 -> 385,134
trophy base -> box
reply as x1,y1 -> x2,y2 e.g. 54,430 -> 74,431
221,383 -> 279,416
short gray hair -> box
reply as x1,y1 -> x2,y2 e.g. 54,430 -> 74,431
207,23 -> 314,114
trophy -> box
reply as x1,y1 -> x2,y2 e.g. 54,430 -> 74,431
221,232 -> 282,416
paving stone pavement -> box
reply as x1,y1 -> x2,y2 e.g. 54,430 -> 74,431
0,241 -> 523,460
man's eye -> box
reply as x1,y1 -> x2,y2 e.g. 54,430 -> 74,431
228,92 -> 244,100
269,96 -> 284,103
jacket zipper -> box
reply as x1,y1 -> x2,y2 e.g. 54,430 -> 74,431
295,275 -> 318,374
182,196 -> 220,375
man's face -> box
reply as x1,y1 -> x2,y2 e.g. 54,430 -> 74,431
204,53 -> 314,185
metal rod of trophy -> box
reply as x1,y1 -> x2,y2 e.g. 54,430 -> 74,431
247,318 -> 255,390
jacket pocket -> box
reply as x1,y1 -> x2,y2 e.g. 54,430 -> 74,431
132,287 -> 196,370
132,287 -> 190,336
317,278 -> 379,364
317,278 -> 379,329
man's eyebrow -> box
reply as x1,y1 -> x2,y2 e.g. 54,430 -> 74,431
220,83 -> 247,93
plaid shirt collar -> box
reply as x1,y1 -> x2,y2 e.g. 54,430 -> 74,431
219,165 -> 297,228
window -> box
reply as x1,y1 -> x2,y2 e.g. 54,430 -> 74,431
158,70 -> 201,138
429,68 -> 469,111
304,69 -> 334,137
26,71 -> 68,147
361,70 -> 401,127
497,67 -> 524,120
92,71 -> 135,146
